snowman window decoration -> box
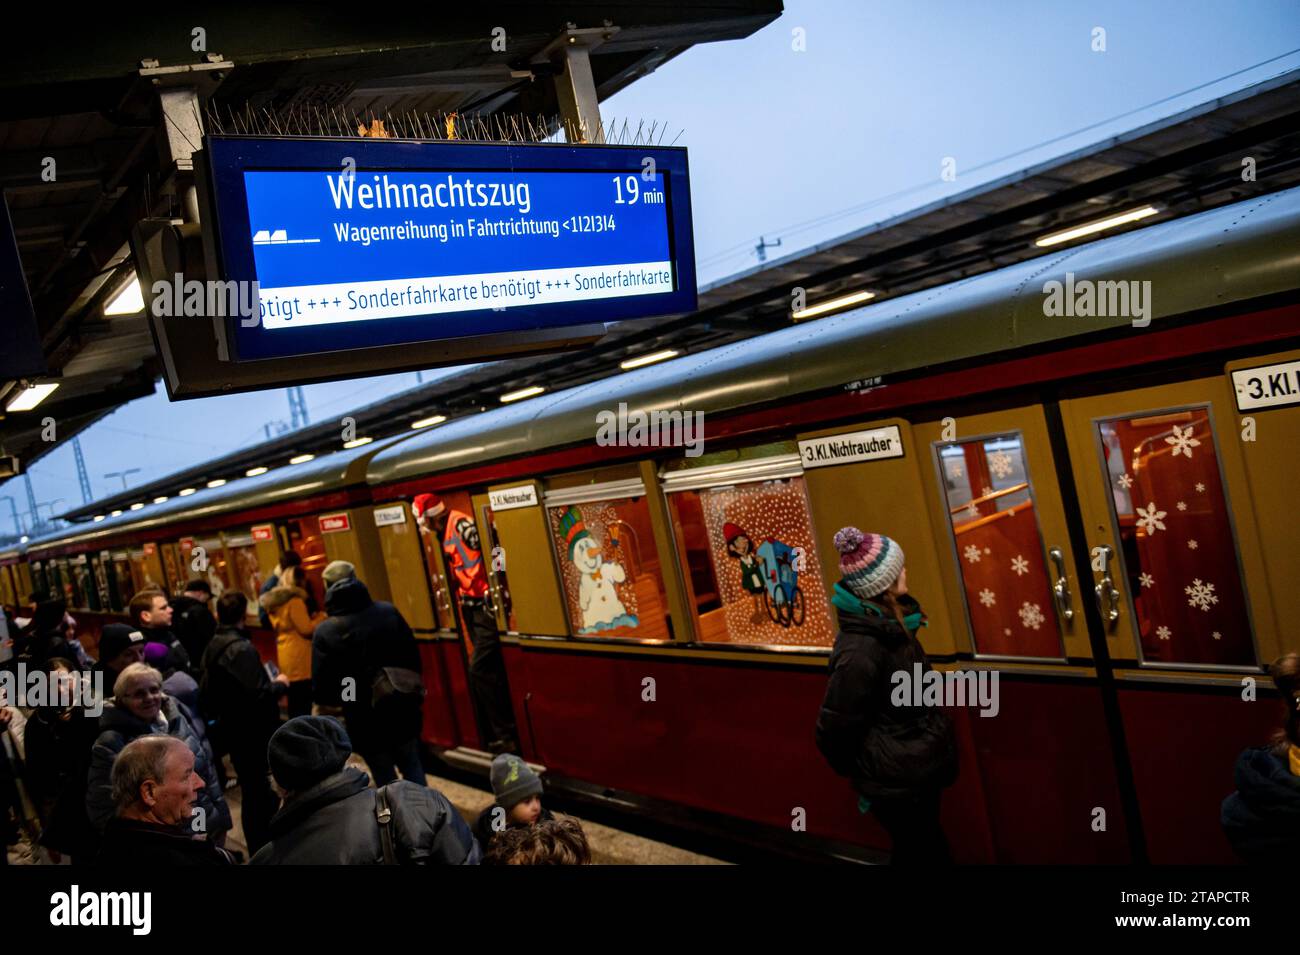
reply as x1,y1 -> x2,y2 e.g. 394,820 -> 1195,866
558,505 -> 639,634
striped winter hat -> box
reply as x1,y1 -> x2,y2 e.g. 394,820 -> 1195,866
834,526 -> 905,600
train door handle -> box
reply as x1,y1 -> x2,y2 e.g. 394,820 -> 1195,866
1048,547 -> 1073,622
1092,544 -> 1121,628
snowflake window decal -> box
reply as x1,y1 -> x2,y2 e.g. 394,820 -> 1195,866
1165,424 -> 1200,459
1195,482 -> 1206,493
1135,502 -> 1167,535
1176,501 -> 1187,511
1187,539 -> 1199,550
1156,625 -> 1172,641
1185,578 -> 1218,611
978,589 -> 996,607
963,544 -> 982,564
1010,555 -> 1029,576
1117,473 -> 1133,490
1018,602 -> 1045,630
988,451 -> 1014,480
1139,572 -> 1154,589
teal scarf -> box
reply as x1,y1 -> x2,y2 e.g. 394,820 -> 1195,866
831,581 -> 925,633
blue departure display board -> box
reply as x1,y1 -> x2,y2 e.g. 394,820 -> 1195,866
200,137 -> 696,363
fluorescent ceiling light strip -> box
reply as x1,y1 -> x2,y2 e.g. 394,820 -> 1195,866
343,437 -> 373,448
289,453 -> 315,465
5,382 -> 59,412
246,467 -> 269,477
1035,206 -> 1160,248
791,290 -> 875,321
500,386 -> 544,403
206,478 -> 227,488
410,415 -> 447,429
620,349 -> 679,370
104,275 -> 144,316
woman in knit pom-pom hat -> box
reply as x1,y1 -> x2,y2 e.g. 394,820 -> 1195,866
815,526 -> 957,865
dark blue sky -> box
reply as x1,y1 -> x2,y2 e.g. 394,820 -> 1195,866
5,0 -> 1299,533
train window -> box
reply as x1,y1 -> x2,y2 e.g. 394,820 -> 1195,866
224,533 -> 265,616
92,554 -> 112,611
110,552 -> 134,607
30,561 -> 49,600
1095,407 -> 1255,667
935,434 -> 1064,658
71,556 -> 93,610
663,456 -> 835,647
196,538 -> 230,598
285,518 -> 327,608
543,480 -> 671,641
160,543 -> 185,594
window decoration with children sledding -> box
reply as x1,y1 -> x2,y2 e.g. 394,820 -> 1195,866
1096,408 -> 1255,667
667,473 -> 834,647
546,490 -> 672,641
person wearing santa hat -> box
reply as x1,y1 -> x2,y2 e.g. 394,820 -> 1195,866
412,492 -> 518,754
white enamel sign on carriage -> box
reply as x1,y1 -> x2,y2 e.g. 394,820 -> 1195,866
798,425 -> 905,469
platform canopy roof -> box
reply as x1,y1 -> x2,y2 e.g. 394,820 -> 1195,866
0,1 -> 784,475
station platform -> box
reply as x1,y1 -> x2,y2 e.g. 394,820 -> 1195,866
215,752 -> 730,866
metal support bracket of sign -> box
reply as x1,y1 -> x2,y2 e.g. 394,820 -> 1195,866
138,57 -> 233,224
535,25 -> 620,144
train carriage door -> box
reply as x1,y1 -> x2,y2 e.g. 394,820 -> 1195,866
373,501 -> 463,750
470,493 -> 516,634
915,407 -> 1090,662
914,405 -> 1132,864
1059,361 -> 1286,863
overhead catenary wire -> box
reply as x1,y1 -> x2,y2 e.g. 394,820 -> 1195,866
695,48 -> 1300,270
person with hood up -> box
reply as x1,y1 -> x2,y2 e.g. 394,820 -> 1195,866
251,716 -> 479,865
1221,652 -> 1300,862
260,565 -> 324,718
85,662 -> 231,841
815,527 -> 957,865
22,657 -> 102,863
312,560 -> 426,786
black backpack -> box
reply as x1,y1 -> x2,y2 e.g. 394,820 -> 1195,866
370,666 -> 425,741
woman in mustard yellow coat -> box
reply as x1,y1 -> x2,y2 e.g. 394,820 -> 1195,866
259,566 -> 324,718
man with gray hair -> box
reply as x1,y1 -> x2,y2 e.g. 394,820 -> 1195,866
96,736 -> 236,865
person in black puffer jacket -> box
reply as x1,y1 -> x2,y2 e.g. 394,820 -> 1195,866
251,716 -> 479,865
816,527 -> 957,865
312,562 -> 425,787
1221,652 -> 1300,863
23,658 -> 103,863
86,663 -> 232,840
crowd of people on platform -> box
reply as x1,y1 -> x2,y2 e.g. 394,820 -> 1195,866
0,552 -> 588,866
0,522 -> 1296,866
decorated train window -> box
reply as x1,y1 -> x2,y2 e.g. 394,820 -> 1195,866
935,435 -> 1064,658
664,457 -> 834,647
1096,407 -> 1254,666
224,533 -> 265,615
544,480 -> 671,641
194,538 -> 230,598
